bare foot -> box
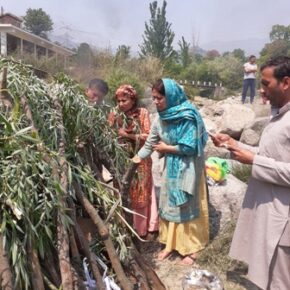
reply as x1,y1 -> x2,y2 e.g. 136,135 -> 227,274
176,253 -> 197,265
157,250 -> 172,261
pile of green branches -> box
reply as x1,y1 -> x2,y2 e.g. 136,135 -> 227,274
0,59 -> 163,290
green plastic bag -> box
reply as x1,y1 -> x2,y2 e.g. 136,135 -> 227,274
205,157 -> 230,183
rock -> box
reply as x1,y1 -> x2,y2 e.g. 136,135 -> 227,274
204,139 -> 231,159
208,174 -> 247,235
203,118 -> 218,133
219,104 -> 256,139
240,116 -> 269,146
251,101 -> 271,117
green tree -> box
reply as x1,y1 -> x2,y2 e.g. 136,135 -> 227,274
208,54 -> 244,90
270,24 -> 290,41
260,39 -> 290,63
232,48 -> 246,62
139,0 -> 175,61
116,45 -> 131,60
74,43 -> 94,66
206,49 -> 220,60
23,8 -> 53,39
178,36 -> 192,68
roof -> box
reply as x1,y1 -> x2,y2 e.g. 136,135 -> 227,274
0,13 -> 23,22
0,24 -> 74,57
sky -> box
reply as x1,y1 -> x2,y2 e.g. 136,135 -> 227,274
2,0 -> 290,55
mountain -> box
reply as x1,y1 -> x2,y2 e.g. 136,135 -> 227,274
201,37 -> 268,56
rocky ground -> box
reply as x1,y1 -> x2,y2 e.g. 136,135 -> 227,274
139,238 -> 260,290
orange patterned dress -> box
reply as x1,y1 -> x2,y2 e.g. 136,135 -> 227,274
108,107 -> 153,235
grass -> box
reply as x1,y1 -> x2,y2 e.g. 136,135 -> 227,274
231,164 -> 252,183
198,219 -> 260,289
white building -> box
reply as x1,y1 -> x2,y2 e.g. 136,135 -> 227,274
0,12 -> 74,66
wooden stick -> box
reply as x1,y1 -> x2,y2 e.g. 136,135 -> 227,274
74,182 -> 133,290
120,161 -> 138,225
27,237 -> 45,290
0,234 -> 13,290
53,97 -> 74,290
67,197 -> 106,290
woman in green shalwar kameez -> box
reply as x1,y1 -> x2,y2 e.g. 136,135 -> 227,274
133,78 -> 209,265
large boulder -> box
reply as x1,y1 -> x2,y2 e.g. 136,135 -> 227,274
239,116 -> 269,146
204,139 -> 231,159
219,104 -> 256,139
203,117 -> 218,133
208,174 -> 247,236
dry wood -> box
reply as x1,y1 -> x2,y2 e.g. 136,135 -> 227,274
27,238 -> 45,290
43,253 -> 61,287
120,161 -> 138,225
128,257 -> 150,290
43,275 -> 59,290
54,97 -> 74,290
67,197 -> 106,290
57,213 -> 73,290
73,181 -> 134,290
0,234 -> 13,290
0,67 -> 13,108
132,247 -> 166,290
82,146 -> 105,182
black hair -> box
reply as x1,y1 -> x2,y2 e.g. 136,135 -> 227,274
260,56 -> 290,81
88,78 -> 109,95
152,79 -> 165,96
249,55 -> 256,60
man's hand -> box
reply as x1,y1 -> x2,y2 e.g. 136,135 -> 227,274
210,133 -> 237,148
227,144 -> 254,164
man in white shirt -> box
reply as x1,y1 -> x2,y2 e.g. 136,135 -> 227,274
242,55 -> 257,104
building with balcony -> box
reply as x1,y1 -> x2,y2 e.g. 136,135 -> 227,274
0,12 -> 74,66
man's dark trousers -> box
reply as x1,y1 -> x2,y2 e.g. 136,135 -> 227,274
242,78 -> 255,104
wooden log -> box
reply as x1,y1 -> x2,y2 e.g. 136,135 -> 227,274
53,97 -> 74,290
0,234 -> 13,290
67,197 -> 106,290
43,253 -> 61,288
73,182 -> 133,290
0,67 -> 14,108
131,247 -> 166,290
27,238 -> 45,290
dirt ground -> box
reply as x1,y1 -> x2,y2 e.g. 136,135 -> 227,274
138,239 -> 260,290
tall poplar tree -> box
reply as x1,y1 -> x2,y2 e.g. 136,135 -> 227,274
178,36 -> 192,68
139,1 -> 175,61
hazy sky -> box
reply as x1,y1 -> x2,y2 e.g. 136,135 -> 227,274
2,0 -> 290,54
